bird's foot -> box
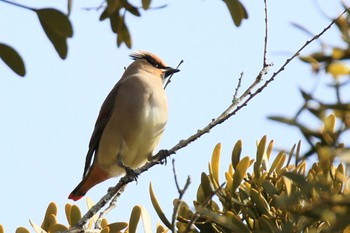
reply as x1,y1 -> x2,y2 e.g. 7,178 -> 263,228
117,154 -> 139,182
124,166 -> 139,182
158,149 -> 170,165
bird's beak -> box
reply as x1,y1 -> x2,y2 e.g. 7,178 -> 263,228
164,67 -> 180,78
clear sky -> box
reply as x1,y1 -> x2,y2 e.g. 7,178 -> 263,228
0,0 -> 348,232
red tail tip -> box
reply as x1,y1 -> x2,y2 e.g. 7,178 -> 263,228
68,193 -> 83,201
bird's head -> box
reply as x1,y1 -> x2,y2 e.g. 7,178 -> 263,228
129,51 -> 180,80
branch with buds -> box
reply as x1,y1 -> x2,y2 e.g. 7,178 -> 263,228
63,3 -> 347,232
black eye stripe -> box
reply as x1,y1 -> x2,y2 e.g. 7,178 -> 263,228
145,56 -> 166,69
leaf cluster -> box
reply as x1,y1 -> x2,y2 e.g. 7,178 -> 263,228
0,198 -> 170,233
150,129 -> 350,233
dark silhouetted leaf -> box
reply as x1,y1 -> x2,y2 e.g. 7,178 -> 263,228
142,0 -> 151,10
107,0 -> 120,14
110,11 -> 121,33
123,1 -> 141,17
36,8 -> 73,38
100,9 -> 109,21
117,20 -> 132,48
223,0 -> 248,27
36,8 -> 72,59
0,43 -> 26,77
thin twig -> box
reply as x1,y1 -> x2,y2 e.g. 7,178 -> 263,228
233,72 -> 243,101
263,0 -> 269,67
0,0 -> 35,11
63,7 -> 347,233
94,185 -> 127,230
164,60 -> 184,89
183,183 -> 226,233
171,159 -> 191,232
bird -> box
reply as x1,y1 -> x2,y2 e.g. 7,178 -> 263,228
68,51 -> 180,201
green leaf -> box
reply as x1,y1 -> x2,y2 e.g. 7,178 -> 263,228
142,0 -> 151,10
223,0 -> 248,27
231,139 -> 242,169
149,183 -> 171,229
36,8 -> 73,38
0,43 -> 26,77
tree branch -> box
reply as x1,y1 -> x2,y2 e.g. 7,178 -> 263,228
63,5 -> 347,233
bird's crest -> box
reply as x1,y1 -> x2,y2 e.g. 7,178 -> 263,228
130,51 -> 168,69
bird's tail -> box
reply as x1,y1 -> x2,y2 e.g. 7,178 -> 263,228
68,164 -> 111,201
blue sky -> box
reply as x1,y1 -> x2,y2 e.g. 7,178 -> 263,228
0,0 -> 348,232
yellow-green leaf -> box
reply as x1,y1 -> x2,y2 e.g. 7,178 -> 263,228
129,206 -> 141,233
223,0 -> 248,27
200,172 -> 212,200
70,205 -> 82,227
268,151 -> 285,175
0,43 -> 26,77
231,140 -> 242,169
250,188 -> 272,217
101,227 -> 110,233
52,223 -> 68,232
41,202 -> 57,231
29,220 -> 46,233
149,183 -> 171,229
140,206 -> 152,233
210,143 -> 221,188
15,227 -> 30,233
327,62 -> 350,79
65,203 -> 72,226
254,135 -> 267,177
108,222 -> 128,232
323,114 -> 336,133
232,156 -> 250,192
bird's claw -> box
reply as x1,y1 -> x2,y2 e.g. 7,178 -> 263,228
158,149 -> 170,165
125,166 -> 139,182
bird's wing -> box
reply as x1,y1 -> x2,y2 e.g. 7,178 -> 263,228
82,84 -> 120,178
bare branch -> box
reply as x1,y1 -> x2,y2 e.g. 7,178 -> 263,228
263,0 -> 269,67
171,159 -> 191,232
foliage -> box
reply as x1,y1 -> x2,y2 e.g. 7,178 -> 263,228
151,131 -> 350,233
0,0 -> 247,77
269,6 -> 350,159
0,198 -> 169,233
